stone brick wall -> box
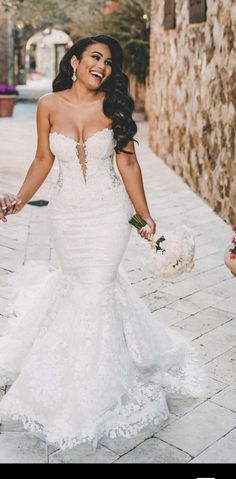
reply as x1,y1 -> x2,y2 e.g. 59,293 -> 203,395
149,0 -> 236,224
0,12 -> 14,84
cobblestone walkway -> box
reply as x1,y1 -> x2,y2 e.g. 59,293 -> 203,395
0,102 -> 235,463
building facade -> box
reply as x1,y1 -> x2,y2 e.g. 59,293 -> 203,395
149,0 -> 236,224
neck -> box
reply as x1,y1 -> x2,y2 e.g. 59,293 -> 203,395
70,81 -> 103,104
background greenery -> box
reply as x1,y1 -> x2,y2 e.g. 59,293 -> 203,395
0,0 -> 150,85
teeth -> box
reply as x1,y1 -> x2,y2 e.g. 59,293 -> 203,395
90,71 -> 103,79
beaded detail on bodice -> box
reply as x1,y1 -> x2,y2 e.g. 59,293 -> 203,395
49,128 -> 116,185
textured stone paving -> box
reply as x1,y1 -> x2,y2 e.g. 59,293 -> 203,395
0,101 -> 235,463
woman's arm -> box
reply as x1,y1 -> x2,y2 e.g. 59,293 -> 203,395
116,140 -> 156,240
12,94 -> 55,213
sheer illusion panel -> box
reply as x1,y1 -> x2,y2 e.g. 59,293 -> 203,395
76,142 -> 88,184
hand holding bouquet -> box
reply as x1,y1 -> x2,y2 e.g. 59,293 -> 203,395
136,215 -> 156,241
129,213 -> 195,278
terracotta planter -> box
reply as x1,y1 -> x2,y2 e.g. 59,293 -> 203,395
0,95 -> 18,117
224,244 -> 236,276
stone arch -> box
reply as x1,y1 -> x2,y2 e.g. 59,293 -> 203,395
25,28 -> 73,80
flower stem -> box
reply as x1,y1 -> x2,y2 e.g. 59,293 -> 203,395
128,213 -> 147,229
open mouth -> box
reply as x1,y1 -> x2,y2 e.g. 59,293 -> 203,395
90,70 -> 104,82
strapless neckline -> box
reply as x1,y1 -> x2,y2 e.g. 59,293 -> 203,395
49,127 -> 113,146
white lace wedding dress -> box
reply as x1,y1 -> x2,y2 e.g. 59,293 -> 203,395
0,128 -> 204,450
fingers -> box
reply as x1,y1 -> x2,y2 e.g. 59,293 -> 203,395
0,209 -> 7,222
148,220 -> 157,237
137,219 -> 157,241
0,193 -> 21,215
0,193 -> 21,220
0,195 -> 7,213
4,194 -> 15,214
138,225 -> 152,240
7,193 -> 18,206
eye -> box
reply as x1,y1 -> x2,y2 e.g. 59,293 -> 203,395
91,55 -> 112,67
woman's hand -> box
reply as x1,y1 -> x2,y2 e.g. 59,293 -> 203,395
137,215 -> 157,241
0,193 -> 22,222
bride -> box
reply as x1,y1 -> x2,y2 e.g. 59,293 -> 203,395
0,35 -> 204,451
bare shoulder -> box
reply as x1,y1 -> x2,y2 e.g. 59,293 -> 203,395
37,92 -> 64,121
37,92 -> 59,109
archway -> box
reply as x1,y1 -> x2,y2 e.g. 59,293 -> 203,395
25,28 -> 73,82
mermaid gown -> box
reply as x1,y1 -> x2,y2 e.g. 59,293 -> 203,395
0,128 -> 204,450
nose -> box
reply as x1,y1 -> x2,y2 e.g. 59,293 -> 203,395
97,59 -> 106,71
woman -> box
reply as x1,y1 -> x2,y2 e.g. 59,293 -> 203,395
0,35 -> 203,451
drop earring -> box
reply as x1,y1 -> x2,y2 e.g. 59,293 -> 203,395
72,66 -> 77,82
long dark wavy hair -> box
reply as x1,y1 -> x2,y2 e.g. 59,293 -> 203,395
52,34 -> 138,154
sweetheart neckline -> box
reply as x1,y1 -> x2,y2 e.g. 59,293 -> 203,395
49,127 -> 113,146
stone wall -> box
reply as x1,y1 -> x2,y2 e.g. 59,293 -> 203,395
149,0 -> 236,224
0,12 -> 14,84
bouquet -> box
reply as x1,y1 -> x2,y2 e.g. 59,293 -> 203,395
129,214 -> 195,278
230,226 -> 236,258
224,225 -> 236,276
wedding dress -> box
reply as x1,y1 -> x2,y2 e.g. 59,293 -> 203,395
0,128 -> 204,450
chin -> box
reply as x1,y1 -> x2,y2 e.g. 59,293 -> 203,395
89,79 -> 102,89
93,84 -> 104,92
87,83 -> 99,91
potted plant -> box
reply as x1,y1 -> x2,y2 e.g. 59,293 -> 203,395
0,85 -> 19,117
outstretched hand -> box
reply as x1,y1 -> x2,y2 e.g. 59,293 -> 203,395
0,193 -> 22,222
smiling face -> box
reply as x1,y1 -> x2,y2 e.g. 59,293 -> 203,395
70,42 -> 112,90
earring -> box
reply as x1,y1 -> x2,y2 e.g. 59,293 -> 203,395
72,66 -> 77,82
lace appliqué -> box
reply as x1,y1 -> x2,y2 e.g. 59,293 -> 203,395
0,263 -> 205,451
0,129 -> 206,451
56,170 -> 63,190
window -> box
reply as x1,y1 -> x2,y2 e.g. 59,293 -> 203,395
189,0 -> 207,24
163,0 -> 176,30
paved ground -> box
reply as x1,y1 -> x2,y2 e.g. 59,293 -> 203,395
0,101 -> 236,464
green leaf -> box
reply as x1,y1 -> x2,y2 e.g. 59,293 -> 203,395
155,235 -> 166,252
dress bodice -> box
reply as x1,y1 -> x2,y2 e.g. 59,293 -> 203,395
49,128 -> 118,186
49,127 -> 132,213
